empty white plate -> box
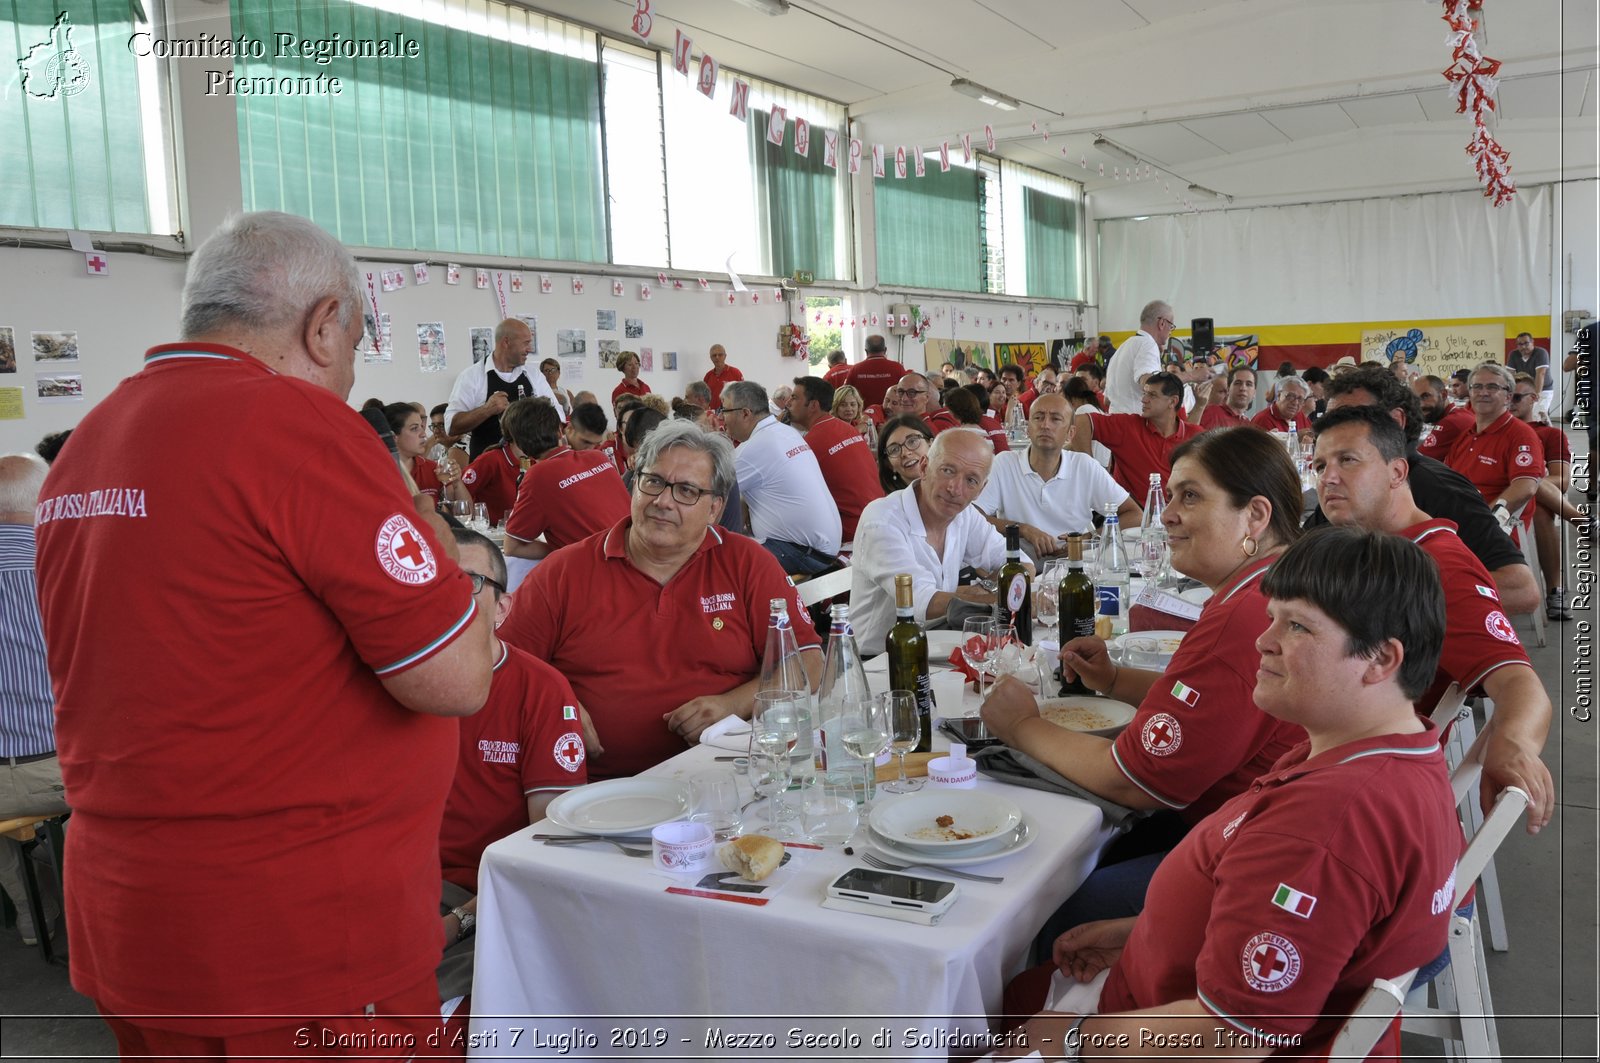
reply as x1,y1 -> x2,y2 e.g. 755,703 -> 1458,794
545,778 -> 692,836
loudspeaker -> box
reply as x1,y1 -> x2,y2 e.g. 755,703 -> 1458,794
1191,318 -> 1214,355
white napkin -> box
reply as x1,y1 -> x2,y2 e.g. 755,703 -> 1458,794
698,714 -> 753,753
1044,967 -> 1109,1014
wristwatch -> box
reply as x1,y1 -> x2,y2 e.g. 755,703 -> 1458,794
1060,1013 -> 1090,1060
450,906 -> 476,941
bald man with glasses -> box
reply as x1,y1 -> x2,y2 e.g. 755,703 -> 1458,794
892,372 -> 959,434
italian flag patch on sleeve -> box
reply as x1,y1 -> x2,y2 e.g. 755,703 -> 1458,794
563,705 -> 578,720
1170,680 -> 1200,707
1272,883 -> 1317,918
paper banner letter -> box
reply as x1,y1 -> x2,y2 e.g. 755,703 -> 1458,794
767,105 -> 787,146
847,138 -> 863,174
914,147 -> 925,177
984,124 -> 995,152
894,145 -> 907,178
673,30 -> 692,77
413,262 -> 430,285
445,264 -> 461,285
697,53 -> 718,97
631,0 -> 653,41
961,133 -> 972,163
823,129 -> 838,168
871,144 -> 885,178
794,117 -> 810,157
475,269 -> 490,290
939,141 -> 950,172
729,79 -> 750,121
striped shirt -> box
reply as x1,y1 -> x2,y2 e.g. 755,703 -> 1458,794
0,524 -> 55,757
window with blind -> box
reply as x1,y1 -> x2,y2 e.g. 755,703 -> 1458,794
875,162 -> 982,293
1002,161 -> 1083,301
231,0 -> 607,261
3,0 -> 168,232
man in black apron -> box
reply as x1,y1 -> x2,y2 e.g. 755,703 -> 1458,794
445,318 -> 559,458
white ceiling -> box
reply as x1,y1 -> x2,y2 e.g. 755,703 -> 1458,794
531,0 -> 1598,217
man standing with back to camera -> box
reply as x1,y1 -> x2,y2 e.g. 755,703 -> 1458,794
34,212 -> 494,1060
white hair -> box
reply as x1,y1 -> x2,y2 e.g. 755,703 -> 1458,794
180,212 -> 362,339
0,453 -> 49,515
1139,300 -> 1173,328
1472,361 -> 1515,391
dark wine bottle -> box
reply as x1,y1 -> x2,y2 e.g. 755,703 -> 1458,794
997,524 -> 1032,645
1058,534 -> 1096,695
885,573 -> 934,753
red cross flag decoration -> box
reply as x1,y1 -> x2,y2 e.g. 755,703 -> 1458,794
509,273 -> 523,293
85,252 -> 108,276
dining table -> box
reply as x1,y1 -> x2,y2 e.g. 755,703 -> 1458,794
466,630 -> 1125,1060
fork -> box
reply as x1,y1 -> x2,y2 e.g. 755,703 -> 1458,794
859,850 -> 1004,884
542,837 -> 651,858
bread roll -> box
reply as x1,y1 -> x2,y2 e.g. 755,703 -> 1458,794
718,834 -> 783,881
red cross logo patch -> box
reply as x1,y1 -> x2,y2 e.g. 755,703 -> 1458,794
1241,932 -> 1302,993
553,731 -> 586,773
374,514 -> 437,586
1484,610 -> 1519,644
1513,448 -> 1534,468
1141,712 -> 1182,757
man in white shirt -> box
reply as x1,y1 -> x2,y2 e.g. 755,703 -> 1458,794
976,394 -> 1139,562
850,431 -> 1015,655
445,318 -> 561,458
720,380 -> 842,575
1104,301 -> 1174,414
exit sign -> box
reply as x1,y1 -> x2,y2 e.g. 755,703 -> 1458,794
791,270 -> 814,285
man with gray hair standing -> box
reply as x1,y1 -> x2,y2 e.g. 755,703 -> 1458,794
0,453 -> 67,949
34,211 -> 494,1057
720,380 -> 843,575
1104,300 -> 1176,414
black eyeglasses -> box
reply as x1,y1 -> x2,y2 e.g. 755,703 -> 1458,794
1512,392 -> 1536,402
885,435 -> 929,458
464,571 -> 507,596
637,472 -> 713,505
715,406 -> 750,417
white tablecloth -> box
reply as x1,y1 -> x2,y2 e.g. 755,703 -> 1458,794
469,746 -> 1116,1059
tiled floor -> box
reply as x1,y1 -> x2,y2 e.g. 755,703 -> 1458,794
2,430 -> 1595,1062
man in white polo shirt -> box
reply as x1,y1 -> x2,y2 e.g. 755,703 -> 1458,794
976,393 -> 1139,562
720,380 -> 842,575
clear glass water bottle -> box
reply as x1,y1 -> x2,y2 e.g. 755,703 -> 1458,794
1095,506 -> 1131,637
758,598 -> 815,780
814,603 -> 875,803
1139,474 -> 1168,578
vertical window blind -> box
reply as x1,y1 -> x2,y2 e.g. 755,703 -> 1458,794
875,162 -> 981,292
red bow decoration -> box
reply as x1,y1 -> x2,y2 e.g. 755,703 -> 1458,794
1439,0 -> 1515,205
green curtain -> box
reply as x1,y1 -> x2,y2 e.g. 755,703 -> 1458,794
232,0 -> 606,261
748,111 -> 841,280
2,0 -> 152,230
875,165 -> 980,292
1023,186 -> 1078,299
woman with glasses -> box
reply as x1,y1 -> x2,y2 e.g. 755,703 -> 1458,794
539,358 -> 573,419
876,414 -> 933,493
382,402 -> 470,510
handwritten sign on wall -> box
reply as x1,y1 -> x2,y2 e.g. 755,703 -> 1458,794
1360,323 -> 1503,378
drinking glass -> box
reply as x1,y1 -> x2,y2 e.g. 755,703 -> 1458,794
688,769 -> 743,842
800,772 -> 858,845
1034,562 -> 1061,636
880,690 -> 923,794
746,736 -> 794,838
450,498 -> 470,520
752,691 -> 806,832
961,617 -> 998,699
839,692 -> 890,810
472,502 -> 489,528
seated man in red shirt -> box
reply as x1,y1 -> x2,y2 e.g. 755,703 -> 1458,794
785,376 -> 884,541
1005,527 -> 1460,1062
1311,404 -> 1552,831
461,404 -> 527,527
503,399 -> 629,561
1188,365 -> 1255,429
499,421 -> 822,780
1070,372 -> 1202,497
1412,374 -> 1476,460
1510,372 -> 1589,620
891,372 -> 959,434
1249,373 -> 1310,433
436,528 -> 590,1008
1445,361 -> 1542,535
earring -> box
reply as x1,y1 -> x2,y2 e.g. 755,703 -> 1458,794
1242,534 -> 1259,557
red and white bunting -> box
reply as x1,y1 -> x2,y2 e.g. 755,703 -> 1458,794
697,53 -> 718,98
475,269 -> 490,290
571,276 -> 584,295
85,251 -> 108,276
672,30 -> 692,77
612,279 -> 625,298
631,0 -> 653,41
939,141 -> 950,172
894,145 -> 907,178
445,264 -> 461,285
413,262 -> 430,284
639,283 -> 652,301
1442,0 -> 1515,204
509,272 -> 523,293
824,129 -> 838,168
984,124 -> 995,152
750,291 -> 761,305
794,117 -> 810,156
657,272 -> 668,285
728,78 -> 749,121
697,277 -> 709,289
961,134 -> 972,163
539,274 -> 553,293
871,144 -> 885,178
725,290 -> 737,306
767,105 -> 787,146
848,138 -> 863,174
914,147 -> 925,177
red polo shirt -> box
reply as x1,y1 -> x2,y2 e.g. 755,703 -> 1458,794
462,444 -> 522,525
1018,388 -> 1039,417
1530,422 -> 1570,471
505,447 -> 630,551
611,377 -> 651,404
823,363 -> 851,387
1101,725 -> 1457,1059
1199,404 -> 1249,430
845,355 -> 903,407
803,414 -> 885,540
704,364 -> 744,407
1444,410 -> 1541,521
499,520 -> 819,779
979,415 -> 1010,452
409,455 -> 447,504
1249,405 -> 1303,433
1407,519 -> 1531,710
1088,412 -> 1204,497
1417,406 -> 1476,461
439,642 -> 587,892
865,404 -> 888,427
1110,556 -> 1305,825
920,408 -> 961,434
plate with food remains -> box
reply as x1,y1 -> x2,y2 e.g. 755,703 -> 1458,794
867,790 -> 1024,852
866,817 -> 1038,867
1037,696 -> 1138,738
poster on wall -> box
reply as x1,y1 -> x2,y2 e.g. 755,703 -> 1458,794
596,309 -> 617,332
993,342 -> 1046,376
663,351 -> 678,371
640,347 -> 653,371
625,318 -> 645,339
36,373 -> 84,402
597,340 -> 620,368
559,356 -> 585,386
0,387 -> 22,419
470,327 -> 493,364
417,323 -> 447,373
363,314 -> 393,364
0,327 -> 15,373
922,337 -> 991,374
557,330 -> 587,356
516,314 -> 539,356
1361,323 -> 1501,377
32,330 -> 79,363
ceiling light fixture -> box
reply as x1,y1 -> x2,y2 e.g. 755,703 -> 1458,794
731,0 -> 791,14
1187,184 -> 1231,202
951,78 -> 1020,111
1092,136 -> 1139,163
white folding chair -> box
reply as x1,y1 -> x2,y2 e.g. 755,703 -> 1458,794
1429,685 -> 1508,953
795,565 -> 852,609
1516,522 -> 1548,647
1401,735 -> 1531,1063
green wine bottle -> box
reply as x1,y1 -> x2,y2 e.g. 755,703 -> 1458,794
1058,534 -> 1096,695
885,574 -> 934,752
997,524 -> 1032,645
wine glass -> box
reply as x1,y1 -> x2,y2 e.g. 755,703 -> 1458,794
751,691 -> 804,836
961,617 -> 998,699
839,692 -> 890,809
880,690 -> 923,793
450,498 -> 470,521
1034,561 -> 1061,637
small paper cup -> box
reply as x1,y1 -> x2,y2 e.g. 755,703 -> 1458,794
931,671 -> 968,717
651,820 -> 714,873
927,755 -> 978,788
